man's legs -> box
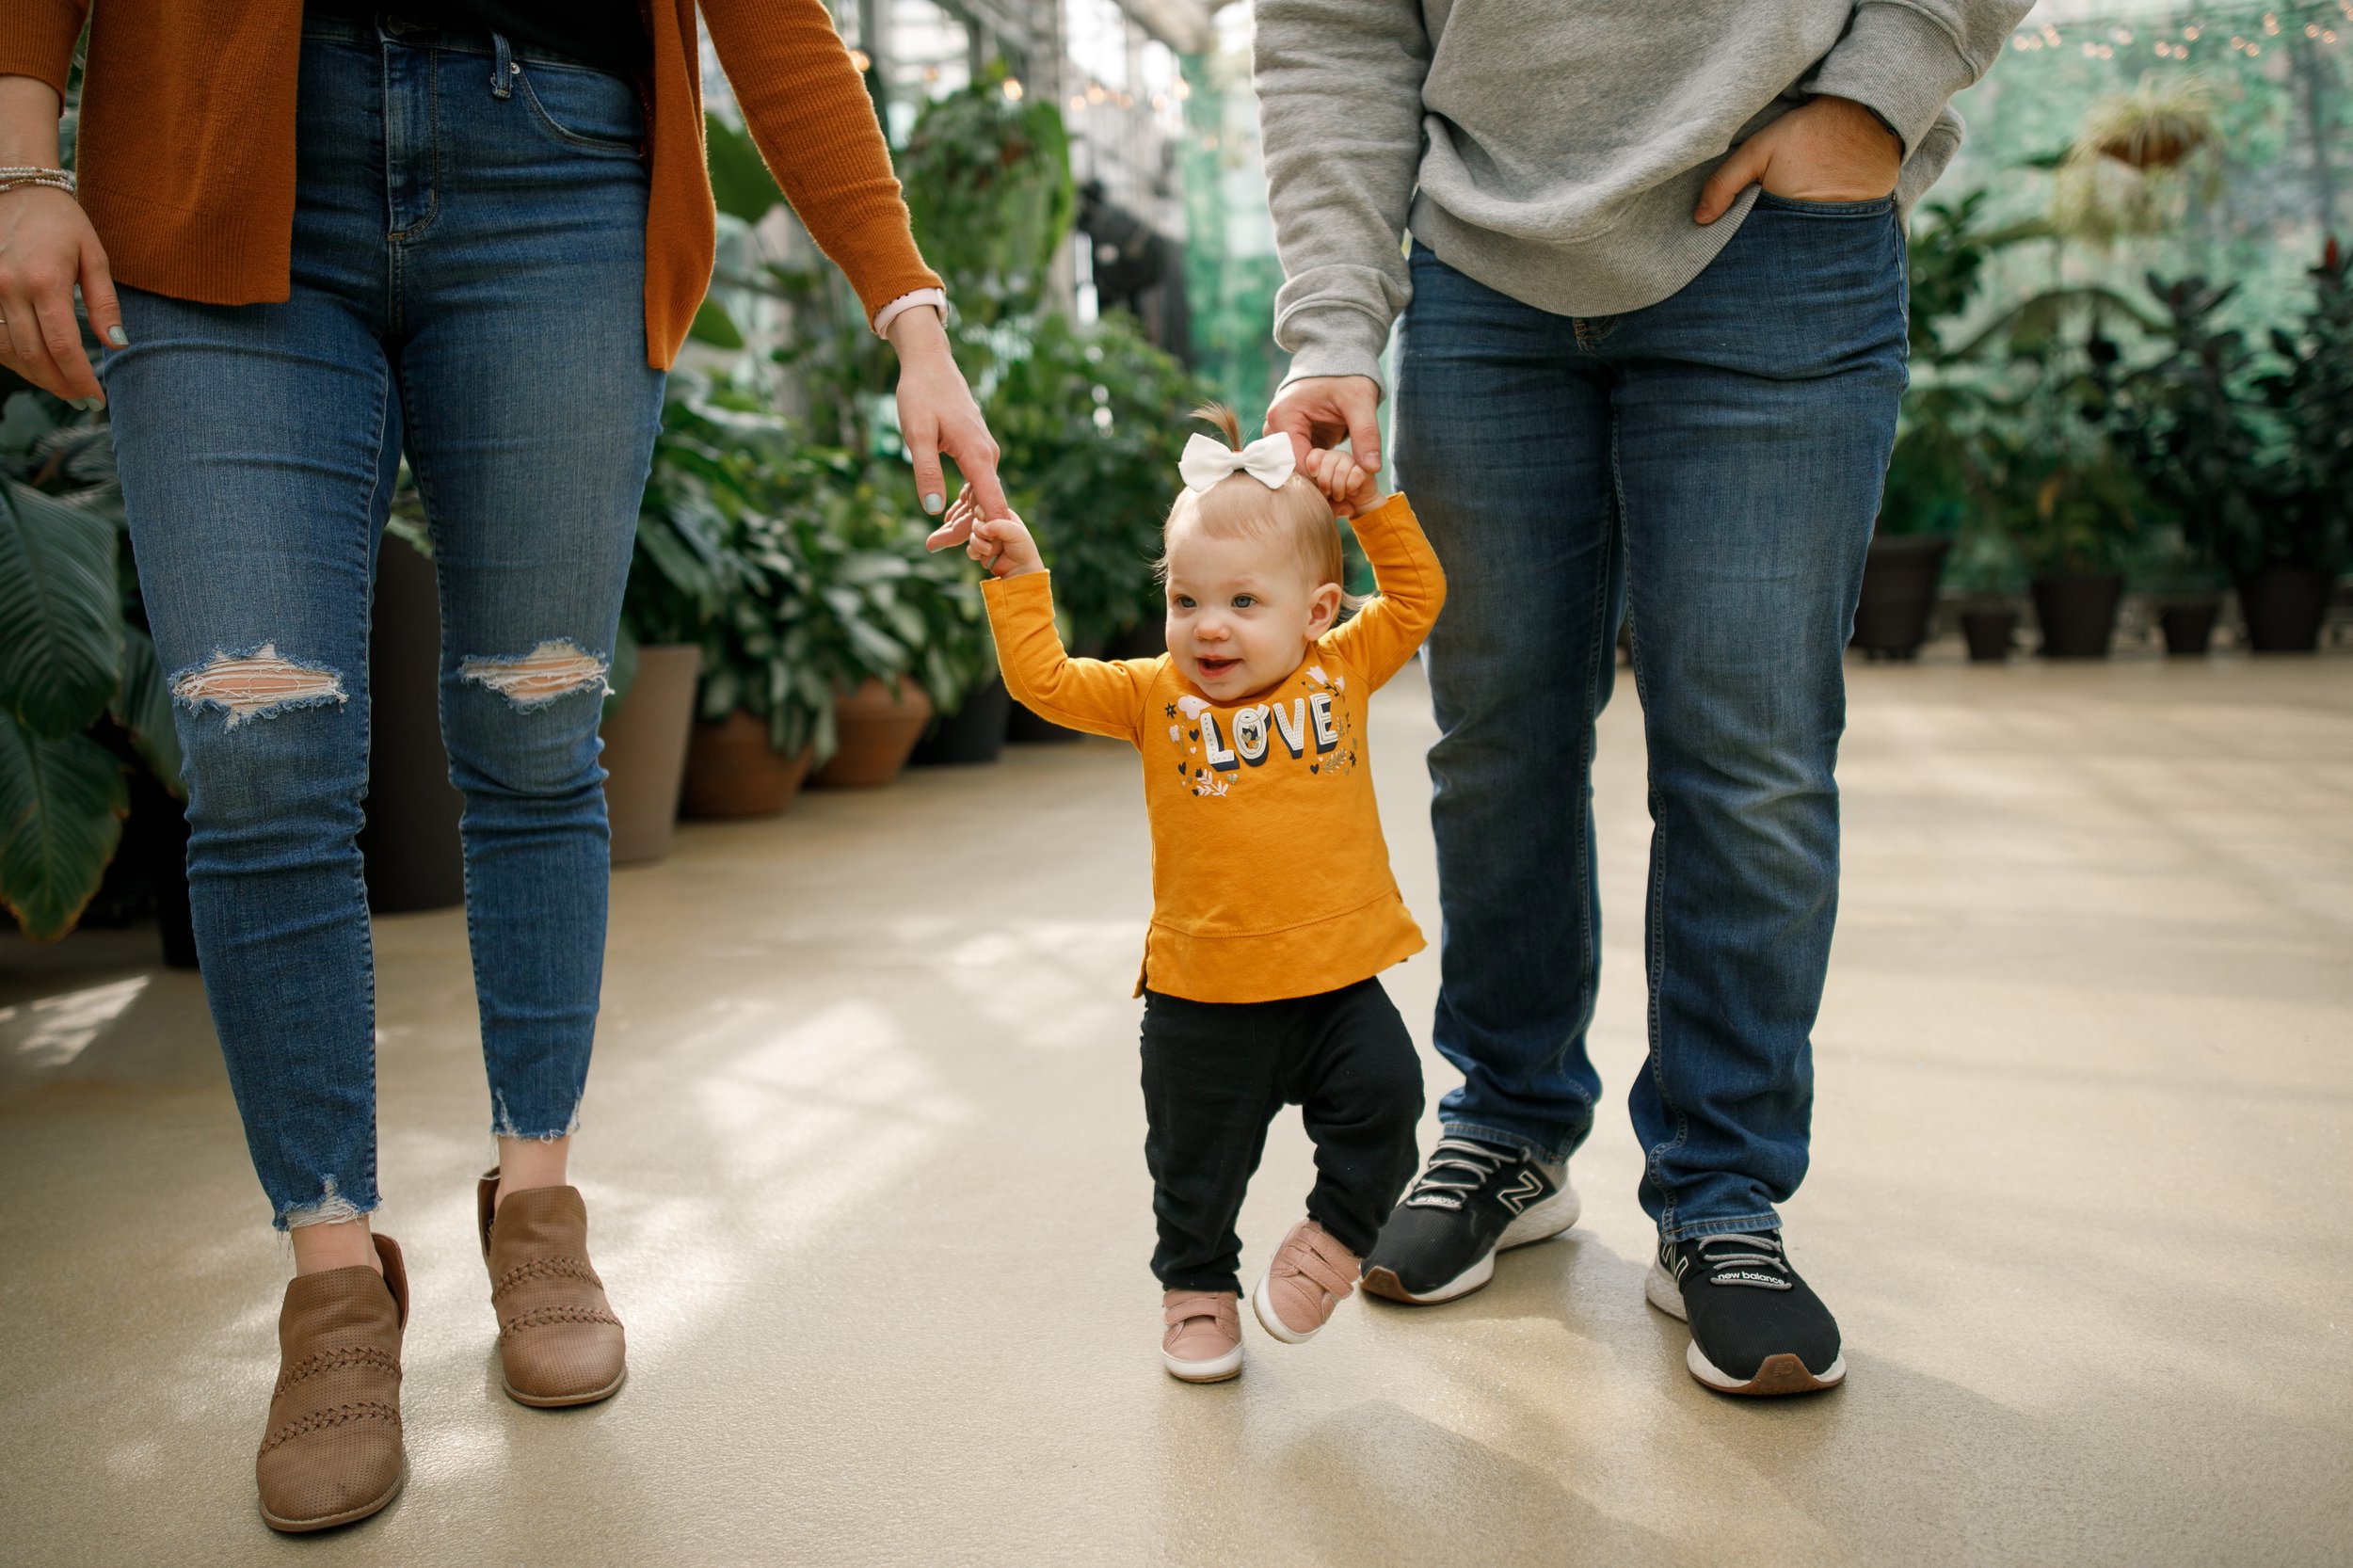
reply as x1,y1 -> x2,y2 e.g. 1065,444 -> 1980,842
1396,243 -> 1619,1163
1603,194 -> 1906,1242
1360,245 -> 1613,1304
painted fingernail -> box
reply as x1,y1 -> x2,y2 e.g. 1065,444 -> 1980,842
923,492 -> 944,514
105,326 -> 127,347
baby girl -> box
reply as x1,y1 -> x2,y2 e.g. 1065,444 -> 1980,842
936,406 -> 1446,1381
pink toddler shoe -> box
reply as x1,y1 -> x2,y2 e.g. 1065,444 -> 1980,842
1252,1219 -> 1360,1343
1161,1289 -> 1242,1383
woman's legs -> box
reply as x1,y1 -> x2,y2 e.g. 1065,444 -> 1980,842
106,278 -> 402,1258
388,32 -> 663,1188
107,24 -> 661,1251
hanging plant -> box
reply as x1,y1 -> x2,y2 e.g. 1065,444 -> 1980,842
2050,74 -> 2219,248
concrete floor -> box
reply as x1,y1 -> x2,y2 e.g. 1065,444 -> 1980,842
3,647 -> 2349,1567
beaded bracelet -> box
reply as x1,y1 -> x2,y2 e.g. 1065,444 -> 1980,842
0,167 -> 75,196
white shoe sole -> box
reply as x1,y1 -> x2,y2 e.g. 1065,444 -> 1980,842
1360,1177 -> 1582,1306
1162,1341 -> 1242,1383
1250,1270 -> 1324,1344
1642,1257 -> 1847,1396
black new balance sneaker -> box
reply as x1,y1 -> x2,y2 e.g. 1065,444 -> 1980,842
1645,1231 -> 1845,1395
1360,1136 -> 1579,1304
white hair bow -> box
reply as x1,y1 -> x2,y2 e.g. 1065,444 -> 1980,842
1178,431 -> 1296,493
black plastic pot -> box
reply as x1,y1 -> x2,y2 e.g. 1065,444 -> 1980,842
1961,606 -> 2018,663
1851,535 -> 1951,659
2031,575 -> 2123,660
910,674 -> 1011,766
2157,599 -> 2220,657
358,535 -> 466,914
2236,568 -> 2333,653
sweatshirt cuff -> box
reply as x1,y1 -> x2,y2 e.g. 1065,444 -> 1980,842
0,0 -> 86,98
1804,1 -> 1978,157
1274,302 -> 1396,392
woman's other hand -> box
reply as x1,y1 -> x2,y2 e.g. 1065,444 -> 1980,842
888,303 -> 1006,523
0,76 -> 124,408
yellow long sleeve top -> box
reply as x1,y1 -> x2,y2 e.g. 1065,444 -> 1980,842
983,493 -> 1447,1004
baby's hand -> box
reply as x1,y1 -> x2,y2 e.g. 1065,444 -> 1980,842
1303,446 -> 1385,519
942,492 -> 1044,579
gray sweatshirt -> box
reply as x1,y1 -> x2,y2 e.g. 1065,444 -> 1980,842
1253,0 -> 2032,386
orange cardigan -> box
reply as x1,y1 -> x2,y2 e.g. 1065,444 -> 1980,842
0,1 -> 941,369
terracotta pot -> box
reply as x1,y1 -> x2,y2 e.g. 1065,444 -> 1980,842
910,673 -> 1011,767
2236,568 -> 2332,653
1961,606 -> 2018,663
600,644 -> 700,864
680,710 -> 811,819
812,676 -> 934,789
1851,535 -> 1952,658
2156,599 -> 2220,658
2031,574 -> 2123,659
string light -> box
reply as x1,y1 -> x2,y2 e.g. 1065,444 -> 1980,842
2010,1 -> 2347,56
847,48 -> 871,72
1001,77 -> 1023,101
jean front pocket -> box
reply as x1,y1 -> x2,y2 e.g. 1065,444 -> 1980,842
513,62 -> 644,154
1753,192 -> 1896,217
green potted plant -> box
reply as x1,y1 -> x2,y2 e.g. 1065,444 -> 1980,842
1945,512 -> 2027,663
1865,386 -> 1982,657
658,398 -> 824,817
1858,196 -> 2011,658
601,411 -> 726,859
2007,426 -> 2143,659
0,390 -> 184,949
796,448 -> 984,789
2093,274 -> 2281,655
2252,239 -> 2353,651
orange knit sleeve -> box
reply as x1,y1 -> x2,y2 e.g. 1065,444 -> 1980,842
698,0 -> 942,325
0,0 -> 88,99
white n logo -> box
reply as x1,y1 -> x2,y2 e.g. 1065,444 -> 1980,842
1497,1170 -> 1544,1215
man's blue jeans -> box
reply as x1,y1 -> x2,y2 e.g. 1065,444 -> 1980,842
1393,195 -> 1907,1241
101,19 -> 664,1228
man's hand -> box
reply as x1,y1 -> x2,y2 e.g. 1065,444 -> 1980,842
1265,374 -> 1384,475
888,304 -> 1009,520
1694,95 -> 1902,225
936,492 -> 1042,579
1304,446 -> 1383,520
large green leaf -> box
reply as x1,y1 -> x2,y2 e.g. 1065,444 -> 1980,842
0,712 -> 127,941
705,113 -> 785,225
0,475 -> 122,738
688,297 -> 746,349
110,624 -> 183,796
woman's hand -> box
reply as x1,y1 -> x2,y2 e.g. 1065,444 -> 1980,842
888,304 -> 1007,523
0,181 -> 124,409
941,491 -> 1041,579
1694,95 -> 1903,224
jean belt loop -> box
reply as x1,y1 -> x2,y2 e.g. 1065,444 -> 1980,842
491,31 -> 516,99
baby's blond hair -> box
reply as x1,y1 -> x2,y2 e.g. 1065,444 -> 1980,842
1159,404 -> 1359,608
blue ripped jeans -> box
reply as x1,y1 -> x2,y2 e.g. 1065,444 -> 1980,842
1394,196 -> 1907,1241
102,18 -> 664,1228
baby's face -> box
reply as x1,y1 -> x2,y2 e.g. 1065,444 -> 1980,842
1162,519 -> 1340,702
